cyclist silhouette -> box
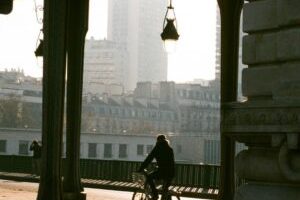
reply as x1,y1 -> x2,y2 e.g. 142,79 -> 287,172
138,134 -> 175,200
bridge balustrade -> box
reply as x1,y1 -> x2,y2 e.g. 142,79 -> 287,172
0,155 -> 220,189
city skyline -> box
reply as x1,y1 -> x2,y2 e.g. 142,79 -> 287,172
0,0 -> 216,83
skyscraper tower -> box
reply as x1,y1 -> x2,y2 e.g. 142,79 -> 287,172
215,6 -> 221,80
107,0 -> 168,91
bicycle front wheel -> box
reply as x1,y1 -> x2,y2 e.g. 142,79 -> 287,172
167,190 -> 181,200
162,194 -> 180,200
132,191 -> 146,200
172,194 -> 180,200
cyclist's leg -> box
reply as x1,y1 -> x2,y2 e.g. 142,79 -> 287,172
161,179 -> 172,200
146,171 -> 159,200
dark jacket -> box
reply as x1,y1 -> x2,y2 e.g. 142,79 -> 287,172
139,140 -> 175,179
30,142 -> 42,159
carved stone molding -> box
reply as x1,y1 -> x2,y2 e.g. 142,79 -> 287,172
222,101 -> 300,133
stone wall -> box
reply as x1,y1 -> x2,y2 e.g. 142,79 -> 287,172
242,0 -> 300,100
226,1 -> 300,199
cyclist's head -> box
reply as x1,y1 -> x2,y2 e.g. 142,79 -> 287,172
157,134 -> 166,142
156,134 -> 170,146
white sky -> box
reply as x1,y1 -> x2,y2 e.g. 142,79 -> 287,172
0,0 -> 216,82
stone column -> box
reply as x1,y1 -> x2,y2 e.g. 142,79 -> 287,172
217,0 -> 244,199
63,0 -> 89,200
223,1 -> 300,200
37,0 -> 68,199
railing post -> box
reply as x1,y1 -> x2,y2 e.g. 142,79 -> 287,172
112,160 -> 120,181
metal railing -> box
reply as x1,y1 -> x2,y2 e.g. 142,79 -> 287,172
0,155 -> 220,189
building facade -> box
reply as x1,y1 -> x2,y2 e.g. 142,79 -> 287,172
107,0 -> 168,90
0,71 -> 222,164
0,70 -> 42,129
0,128 -> 175,162
83,38 -> 128,95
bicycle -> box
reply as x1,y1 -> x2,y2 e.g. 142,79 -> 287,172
132,170 -> 181,200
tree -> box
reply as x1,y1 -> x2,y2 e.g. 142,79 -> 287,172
21,102 -> 42,129
0,94 -> 21,127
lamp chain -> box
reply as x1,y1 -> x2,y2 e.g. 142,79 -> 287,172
169,0 -> 173,8
33,0 -> 43,24
34,0 -> 44,62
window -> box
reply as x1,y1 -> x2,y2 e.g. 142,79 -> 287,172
19,140 -> 29,155
137,144 -> 144,156
104,143 -> 112,158
204,140 -> 221,165
0,140 -> 6,153
131,110 -> 136,117
119,144 -> 127,158
176,145 -> 182,154
99,107 -> 105,114
88,143 -> 97,158
80,143 -> 83,157
146,145 -> 153,154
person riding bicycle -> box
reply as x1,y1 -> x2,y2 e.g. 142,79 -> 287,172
138,134 -> 175,200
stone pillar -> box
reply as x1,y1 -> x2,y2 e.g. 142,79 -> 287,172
223,1 -> 300,200
217,0 -> 244,199
63,0 -> 89,200
37,0 -> 68,199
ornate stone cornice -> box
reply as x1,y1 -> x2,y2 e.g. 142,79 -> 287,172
222,101 -> 300,133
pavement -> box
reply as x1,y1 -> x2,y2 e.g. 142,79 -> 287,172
0,179 -> 207,200
0,172 -> 217,199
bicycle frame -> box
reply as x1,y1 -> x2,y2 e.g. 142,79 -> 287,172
132,171 -> 180,200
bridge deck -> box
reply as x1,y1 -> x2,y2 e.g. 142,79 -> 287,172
0,172 -> 218,199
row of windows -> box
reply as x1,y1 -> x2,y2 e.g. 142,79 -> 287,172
0,140 -> 155,159
87,143 -> 127,158
87,143 -> 153,159
86,106 -> 176,121
136,144 -> 153,156
88,143 -> 115,158
177,90 -> 219,101
0,140 -> 31,155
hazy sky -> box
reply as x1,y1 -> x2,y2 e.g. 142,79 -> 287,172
0,0 -> 216,82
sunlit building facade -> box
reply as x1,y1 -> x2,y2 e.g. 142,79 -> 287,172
0,71 -> 222,164
215,6 -> 221,80
83,38 -> 128,95
0,70 -> 42,129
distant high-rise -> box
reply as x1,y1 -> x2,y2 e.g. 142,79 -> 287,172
83,38 -> 128,95
215,7 -> 221,80
107,0 -> 168,91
